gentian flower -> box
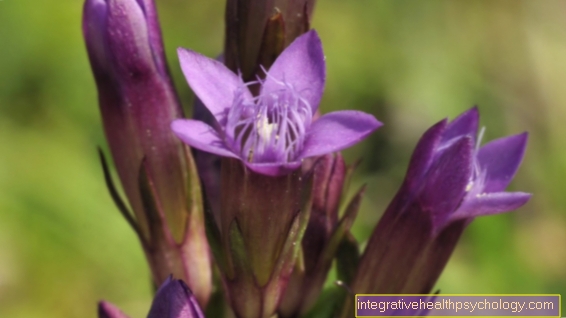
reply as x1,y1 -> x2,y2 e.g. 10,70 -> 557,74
197,0 -> 317,225
343,107 -> 530,315
83,0 -> 212,305
170,30 -> 379,318
98,277 -> 205,318
406,107 -> 531,231
171,30 -> 382,176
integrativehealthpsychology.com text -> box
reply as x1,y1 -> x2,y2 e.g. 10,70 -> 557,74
355,294 -> 560,317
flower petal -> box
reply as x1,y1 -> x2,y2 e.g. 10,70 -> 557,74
478,132 -> 528,193
261,30 -> 325,113
245,161 -> 303,177
171,119 -> 238,158
98,301 -> 131,318
419,137 -> 473,230
451,192 -> 531,220
177,48 -> 251,124
404,119 -> 447,189
300,110 -> 382,159
442,107 -> 479,144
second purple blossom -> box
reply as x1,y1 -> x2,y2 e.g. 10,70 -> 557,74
350,107 -> 531,301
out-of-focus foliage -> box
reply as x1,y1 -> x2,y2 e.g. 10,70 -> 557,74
0,0 -> 564,317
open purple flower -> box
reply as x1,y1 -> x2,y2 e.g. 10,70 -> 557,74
171,30 -> 382,176
347,107 -> 531,308
414,106 -> 531,230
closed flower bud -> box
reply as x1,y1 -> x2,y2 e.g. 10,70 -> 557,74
98,277 -> 205,318
83,0 -> 211,305
224,0 -> 317,81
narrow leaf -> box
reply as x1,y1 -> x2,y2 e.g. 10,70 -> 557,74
98,148 -> 143,240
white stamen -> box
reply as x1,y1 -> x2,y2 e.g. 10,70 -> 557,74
257,116 -> 278,143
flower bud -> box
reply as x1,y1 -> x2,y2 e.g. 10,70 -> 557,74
83,0 -> 211,305
224,0 -> 317,81
147,277 -> 206,318
98,277 -> 205,318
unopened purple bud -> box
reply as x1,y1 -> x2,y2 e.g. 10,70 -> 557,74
98,277 -> 205,318
83,0 -> 184,238
147,277 -> 205,318
307,153 -> 347,233
224,0 -> 317,81
83,0 -> 212,305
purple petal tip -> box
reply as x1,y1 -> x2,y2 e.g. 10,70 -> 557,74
171,119 -> 238,159
442,107 -> 479,143
478,131 -> 528,193
301,110 -> 382,159
452,191 -> 532,220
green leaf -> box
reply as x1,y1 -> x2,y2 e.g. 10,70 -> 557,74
98,147 -> 144,240
336,232 -> 360,286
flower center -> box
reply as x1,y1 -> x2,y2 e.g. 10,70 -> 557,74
224,76 -> 312,164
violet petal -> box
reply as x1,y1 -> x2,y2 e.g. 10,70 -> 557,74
171,119 -> 238,158
177,48 -> 251,124
441,107 -> 479,144
404,119 -> 447,189
478,132 -> 528,193
451,192 -> 532,221
300,110 -> 382,159
419,137 -> 473,230
261,30 -> 325,114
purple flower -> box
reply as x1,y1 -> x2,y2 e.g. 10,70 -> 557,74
98,277 -> 205,318
171,30 -> 382,176
408,106 -> 531,230
347,107 -> 531,308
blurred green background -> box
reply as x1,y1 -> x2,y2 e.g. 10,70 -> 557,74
0,0 -> 565,317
